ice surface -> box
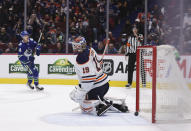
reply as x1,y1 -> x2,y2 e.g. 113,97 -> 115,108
0,84 -> 190,131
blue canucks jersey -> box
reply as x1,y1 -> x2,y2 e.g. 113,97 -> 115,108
18,38 -> 38,64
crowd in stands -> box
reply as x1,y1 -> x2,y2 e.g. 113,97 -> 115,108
0,0 -> 191,54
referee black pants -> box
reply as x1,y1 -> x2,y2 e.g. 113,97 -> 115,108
127,53 -> 136,85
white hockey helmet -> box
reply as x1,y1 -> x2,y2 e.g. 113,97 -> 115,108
71,36 -> 87,52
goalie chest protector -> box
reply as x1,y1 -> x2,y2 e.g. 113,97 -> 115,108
75,47 -> 109,88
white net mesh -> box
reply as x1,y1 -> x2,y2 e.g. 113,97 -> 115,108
137,45 -> 191,122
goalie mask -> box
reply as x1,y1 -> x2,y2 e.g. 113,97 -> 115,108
71,36 -> 87,53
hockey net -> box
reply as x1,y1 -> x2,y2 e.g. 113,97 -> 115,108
135,45 -> 191,123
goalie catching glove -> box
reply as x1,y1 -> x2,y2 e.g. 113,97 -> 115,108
70,85 -> 88,103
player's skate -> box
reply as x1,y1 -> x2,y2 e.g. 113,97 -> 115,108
96,103 -> 112,116
125,83 -> 131,89
27,82 -> 34,90
35,85 -> 44,91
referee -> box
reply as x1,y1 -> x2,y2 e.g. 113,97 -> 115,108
125,26 -> 143,88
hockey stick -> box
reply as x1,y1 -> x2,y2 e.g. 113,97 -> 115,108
101,39 -> 110,60
38,24 -> 45,43
38,31 -> 43,43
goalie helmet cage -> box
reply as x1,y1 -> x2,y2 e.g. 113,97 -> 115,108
135,45 -> 191,123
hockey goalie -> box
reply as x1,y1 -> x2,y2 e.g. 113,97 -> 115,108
69,36 -> 128,116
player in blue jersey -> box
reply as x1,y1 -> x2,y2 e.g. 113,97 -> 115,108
18,31 -> 44,91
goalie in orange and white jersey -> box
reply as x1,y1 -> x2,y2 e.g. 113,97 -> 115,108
69,36 -> 128,116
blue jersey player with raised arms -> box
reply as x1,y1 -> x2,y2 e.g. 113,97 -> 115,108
18,31 -> 44,91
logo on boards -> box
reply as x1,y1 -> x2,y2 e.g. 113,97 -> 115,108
9,60 -> 40,73
48,58 -> 76,75
102,59 -> 114,76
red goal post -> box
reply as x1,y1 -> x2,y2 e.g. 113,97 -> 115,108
135,46 -> 157,123
135,45 -> 191,123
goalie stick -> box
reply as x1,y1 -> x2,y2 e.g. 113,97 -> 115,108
101,39 -> 110,60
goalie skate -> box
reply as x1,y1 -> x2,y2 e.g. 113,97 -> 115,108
96,103 -> 112,116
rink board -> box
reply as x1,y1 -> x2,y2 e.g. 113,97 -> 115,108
0,54 -> 190,88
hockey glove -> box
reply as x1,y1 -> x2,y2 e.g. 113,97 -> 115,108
70,85 -> 86,103
36,44 -> 41,56
175,52 -> 180,61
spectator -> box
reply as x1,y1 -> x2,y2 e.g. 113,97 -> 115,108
134,18 -> 144,35
97,41 -> 105,54
56,27 -> 65,52
118,44 -> 127,54
28,12 -> 41,41
107,43 -> 117,54
118,1 -> 128,20
97,5 -> 106,40
122,20 -> 132,36
46,25 -> 57,53
150,4 -> 161,20
0,0 -> 172,54
148,18 -> 161,36
13,18 -> 23,38
117,33 -> 128,51
148,33 -> 159,45
184,8 -> 191,28
56,27 -> 65,43
56,42 -> 65,53
5,42 -> 16,53
0,49 -> 3,54
103,32 -> 116,49
0,27 -> 10,44
88,10 -> 98,43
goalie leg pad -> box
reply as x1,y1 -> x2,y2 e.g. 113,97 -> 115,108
80,100 -> 100,115
80,99 -> 112,116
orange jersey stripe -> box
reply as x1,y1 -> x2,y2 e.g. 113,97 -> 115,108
96,74 -> 107,82
80,106 -> 93,112
82,77 -> 96,81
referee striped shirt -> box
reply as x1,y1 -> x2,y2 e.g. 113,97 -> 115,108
126,34 -> 142,54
